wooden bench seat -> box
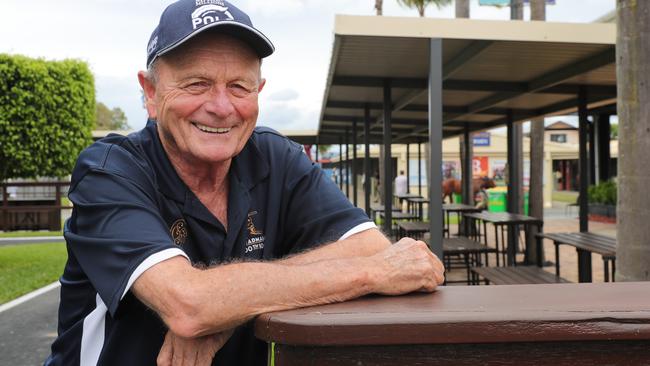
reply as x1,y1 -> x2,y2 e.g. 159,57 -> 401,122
472,266 -> 570,285
537,232 -> 616,282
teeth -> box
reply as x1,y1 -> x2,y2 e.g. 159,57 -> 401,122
193,122 -> 231,134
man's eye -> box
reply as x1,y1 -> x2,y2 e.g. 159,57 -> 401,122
186,81 -> 209,90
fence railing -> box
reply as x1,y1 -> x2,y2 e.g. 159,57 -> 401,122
1,181 -> 72,231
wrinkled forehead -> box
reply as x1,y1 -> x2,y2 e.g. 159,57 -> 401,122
158,31 -> 261,72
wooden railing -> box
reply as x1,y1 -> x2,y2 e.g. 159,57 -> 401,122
1,181 -> 72,231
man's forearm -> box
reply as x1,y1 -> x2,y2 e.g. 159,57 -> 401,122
147,254 -> 377,338
280,228 -> 390,266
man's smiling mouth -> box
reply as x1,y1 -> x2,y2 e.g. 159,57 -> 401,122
192,122 -> 232,134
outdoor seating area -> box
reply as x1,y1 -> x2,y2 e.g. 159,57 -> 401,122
309,14 -> 625,288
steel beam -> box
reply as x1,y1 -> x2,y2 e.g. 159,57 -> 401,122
364,105 -> 372,218
506,109 -> 520,266
345,128 -> 350,198
352,120 -> 358,206
428,38 -> 444,259
578,87 -> 589,233
383,80 -> 393,236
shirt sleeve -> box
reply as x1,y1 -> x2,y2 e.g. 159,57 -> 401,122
65,158 -> 186,316
280,147 -> 375,252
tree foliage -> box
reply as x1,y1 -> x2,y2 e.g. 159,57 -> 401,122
396,0 -> 452,17
95,102 -> 130,130
0,54 -> 95,181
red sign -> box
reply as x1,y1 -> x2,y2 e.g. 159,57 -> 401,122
473,157 -> 489,178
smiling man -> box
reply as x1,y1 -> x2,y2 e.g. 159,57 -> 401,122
45,1 -> 444,365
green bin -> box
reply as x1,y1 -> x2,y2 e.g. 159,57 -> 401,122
488,191 -> 506,212
453,193 -> 462,203
488,191 -> 529,214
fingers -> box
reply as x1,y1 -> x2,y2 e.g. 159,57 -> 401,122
157,331 -> 173,366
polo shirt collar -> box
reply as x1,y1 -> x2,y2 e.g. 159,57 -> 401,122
141,121 -> 270,223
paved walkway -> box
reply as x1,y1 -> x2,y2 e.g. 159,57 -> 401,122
0,237 -> 64,247
0,284 -> 59,366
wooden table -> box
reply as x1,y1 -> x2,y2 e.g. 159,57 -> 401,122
379,212 -> 419,238
396,220 -> 429,240
406,197 -> 429,220
369,204 -> 402,223
256,282 -> 650,365
537,232 -> 617,283
464,211 -> 543,266
442,204 -> 481,237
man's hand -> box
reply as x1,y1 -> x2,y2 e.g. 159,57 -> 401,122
369,238 -> 445,295
157,329 -> 234,366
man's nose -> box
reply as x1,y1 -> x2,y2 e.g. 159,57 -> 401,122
204,88 -> 235,118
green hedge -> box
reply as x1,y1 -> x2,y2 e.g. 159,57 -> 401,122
588,180 -> 617,205
0,54 -> 95,181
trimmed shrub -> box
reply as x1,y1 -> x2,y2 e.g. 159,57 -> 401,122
588,180 -> 617,205
0,54 -> 95,181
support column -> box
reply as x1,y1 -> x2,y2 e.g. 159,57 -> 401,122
418,140 -> 422,196
507,109 -> 520,266
597,114 -> 612,182
589,117 -> 596,185
578,87 -> 589,233
338,138 -> 343,190
315,144 -> 319,163
382,80 -> 393,236
352,120 -> 358,207
428,38 -> 444,259
345,127 -> 350,199
364,105 -> 371,218
462,128 -> 473,206
406,143 -> 410,194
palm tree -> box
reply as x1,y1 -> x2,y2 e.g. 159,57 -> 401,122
396,0 -> 453,17
375,0 -> 383,15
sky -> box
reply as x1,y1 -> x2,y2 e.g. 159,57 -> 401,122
1,0 -> 616,132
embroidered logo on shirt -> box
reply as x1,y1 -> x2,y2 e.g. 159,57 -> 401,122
170,219 -> 188,246
245,211 -> 265,254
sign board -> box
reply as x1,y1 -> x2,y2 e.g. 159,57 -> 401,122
479,0 -> 555,5
473,157 -> 489,178
473,132 -> 491,147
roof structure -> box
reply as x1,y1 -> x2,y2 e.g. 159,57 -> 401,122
317,15 -> 617,144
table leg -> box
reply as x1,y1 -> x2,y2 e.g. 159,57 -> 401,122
612,260 -> 616,282
576,248 -> 593,283
554,242 -> 560,277
494,225 -> 500,267
603,259 -> 610,282
504,225 -> 519,266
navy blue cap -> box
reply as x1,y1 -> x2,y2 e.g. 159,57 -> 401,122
146,0 -> 275,68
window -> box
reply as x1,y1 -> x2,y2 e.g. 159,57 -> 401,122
550,134 -> 567,143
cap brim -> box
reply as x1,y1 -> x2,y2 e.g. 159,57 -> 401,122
153,22 -> 275,67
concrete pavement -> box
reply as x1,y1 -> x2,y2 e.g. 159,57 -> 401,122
0,284 -> 59,366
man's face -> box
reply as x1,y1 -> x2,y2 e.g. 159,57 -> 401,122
140,34 -> 265,167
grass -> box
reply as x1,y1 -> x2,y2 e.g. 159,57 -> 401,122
0,230 -> 63,238
552,190 -> 579,204
0,242 -> 67,304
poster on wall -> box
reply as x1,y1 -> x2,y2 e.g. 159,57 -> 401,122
442,161 -> 460,180
491,159 -> 507,184
472,157 -> 489,178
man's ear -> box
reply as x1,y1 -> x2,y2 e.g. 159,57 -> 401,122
138,71 -> 158,119
258,78 -> 266,93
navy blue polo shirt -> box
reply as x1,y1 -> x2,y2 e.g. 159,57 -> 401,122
45,121 -> 374,366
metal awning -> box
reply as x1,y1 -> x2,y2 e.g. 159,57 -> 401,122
317,16 -> 616,143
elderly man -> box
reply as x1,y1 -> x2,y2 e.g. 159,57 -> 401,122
45,1 -> 444,365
